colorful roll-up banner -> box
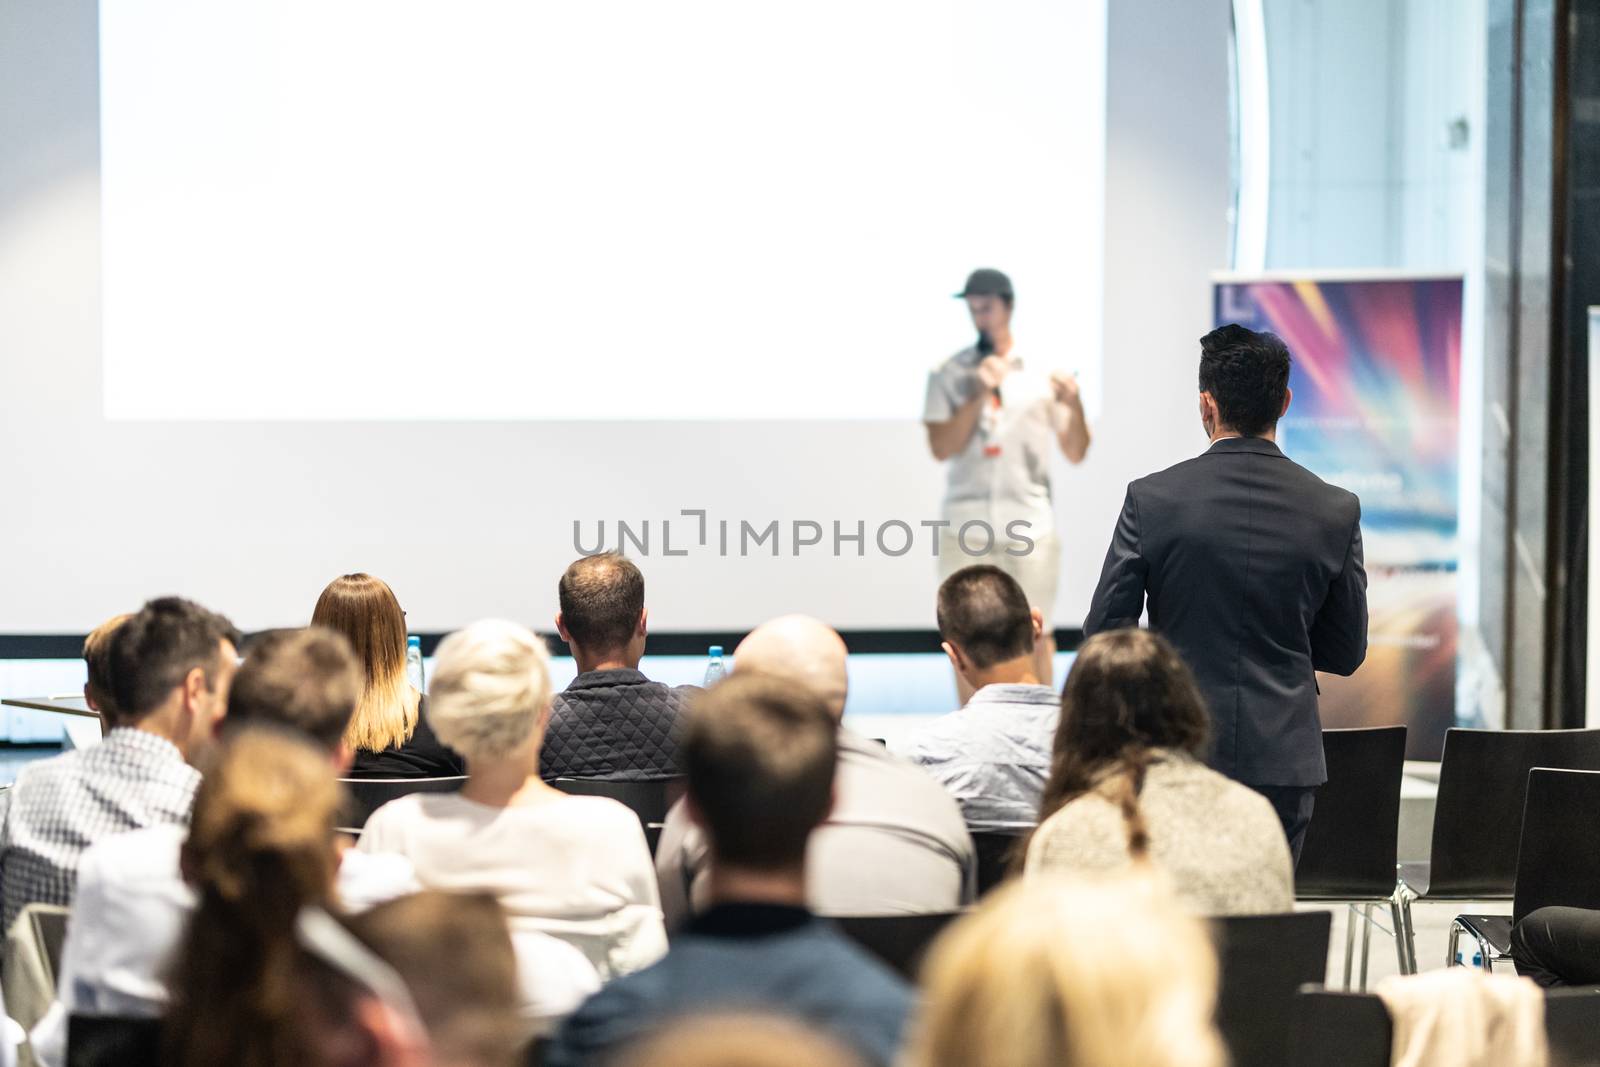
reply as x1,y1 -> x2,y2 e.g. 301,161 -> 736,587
1214,274 -> 1463,759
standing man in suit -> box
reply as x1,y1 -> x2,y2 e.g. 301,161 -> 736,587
1083,324 -> 1367,862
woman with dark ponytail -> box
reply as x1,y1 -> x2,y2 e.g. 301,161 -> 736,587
165,729 -> 345,1067
1024,629 -> 1294,915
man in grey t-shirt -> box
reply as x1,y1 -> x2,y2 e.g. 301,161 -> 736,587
924,268 -> 1092,696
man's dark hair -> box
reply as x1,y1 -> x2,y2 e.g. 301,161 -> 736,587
936,565 -> 1036,669
108,597 -> 241,721
1198,324 -> 1292,437
558,553 -> 645,652
683,673 -> 836,870
227,628 -> 362,753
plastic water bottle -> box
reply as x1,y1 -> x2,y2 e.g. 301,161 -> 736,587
406,635 -> 425,693
704,645 -> 726,687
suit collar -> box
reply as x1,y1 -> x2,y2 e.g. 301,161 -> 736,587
1204,435 -> 1284,458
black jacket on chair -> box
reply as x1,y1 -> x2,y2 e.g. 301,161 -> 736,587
1084,436 -> 1368,787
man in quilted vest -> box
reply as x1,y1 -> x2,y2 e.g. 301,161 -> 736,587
543,553 -> 697,781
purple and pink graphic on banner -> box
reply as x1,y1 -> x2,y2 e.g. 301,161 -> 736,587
1215,275 -> 1463,759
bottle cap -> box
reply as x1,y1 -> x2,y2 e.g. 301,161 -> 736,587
708,645 -> 723,657
408,635 -> 421,647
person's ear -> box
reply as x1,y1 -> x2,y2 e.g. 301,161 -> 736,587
183,666 -> 207,715
334,741 -> 355,774
347,996 -> 430,1067
941,640 -> 967,676
1280,386 -> 1293,418
554,613 -> 570,644
1029,609 -> 1044,642
636,607 -> 649,639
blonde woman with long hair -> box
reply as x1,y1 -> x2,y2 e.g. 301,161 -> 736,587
313,573 -> 463,778
909,875 -> 1226,1067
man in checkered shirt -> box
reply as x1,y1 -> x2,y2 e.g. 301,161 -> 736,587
0,597 -> 238,932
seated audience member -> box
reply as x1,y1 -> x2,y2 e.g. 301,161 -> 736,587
0,597 -> 238,931
359,620 -> 663,985
908,875 -> 1225,1067
543,554 -> 696,781
164,728 -> 356,1067
613,1014 -> 865,1067
548,675 -> 914,1067
655,615 -> 974,927
334,891 -> 528,1067
81,613 -> 132,735
1512,906 -> 1600,987
1024,629 -> 1293,915
313,573 -> 464,779
40,627 -> 422,1053
907,565 -> 1059,831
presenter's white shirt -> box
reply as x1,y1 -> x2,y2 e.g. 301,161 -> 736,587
357,792 -> 666,984
923,346 -> 1062,536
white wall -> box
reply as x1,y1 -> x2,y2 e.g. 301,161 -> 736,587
0,0 -> 1233,637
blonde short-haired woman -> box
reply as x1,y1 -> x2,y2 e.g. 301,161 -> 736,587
909,874 -> 1226,1067
358,619 -> 665,1001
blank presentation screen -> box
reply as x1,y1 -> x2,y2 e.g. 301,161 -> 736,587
98,0 -> 1106,421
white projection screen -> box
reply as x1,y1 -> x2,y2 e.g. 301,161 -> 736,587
0,0 -> 1114,635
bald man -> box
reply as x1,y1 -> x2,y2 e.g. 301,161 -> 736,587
654,616 -> 975,927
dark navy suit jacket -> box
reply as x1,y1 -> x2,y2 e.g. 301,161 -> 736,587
1084,436 -> 1368,787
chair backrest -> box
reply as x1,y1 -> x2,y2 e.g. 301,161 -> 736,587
1291,986 -> 1600,1067
340,775 -> 469,827
30,905 -> 67,986
969,830 -> 1028,897
1295,726 -> 1406,899
1512,768 -> 1600,923
67,1014 -> 164,1067
834,912 -> 961,982
1212,911 -> 1332,1067
1546,987 -> 1600,1067
549,777 -> 679,826
1289,988 -> 1391,1067
3,903 -> 71,1042
1429,728 -> 1600,897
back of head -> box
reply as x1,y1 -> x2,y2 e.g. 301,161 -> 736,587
109,597 -> 240,722
910,876 -> 1224,1067
936,565 -> 1035,668
1038,629 -> 1209,854
343,891 -> 524,1067
684,672 -> 837,870
82,612 -> 133,725
731,615 -> 850,720
311,573 -> 415,753
614,1014 -> 867,1067
168,728 -> 343,1067
228,627 -> 362,754
1198,324 -> 1292,437
427,619 -> 552,765
558,553 -> 645,652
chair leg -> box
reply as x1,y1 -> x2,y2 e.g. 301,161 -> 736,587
1343,903 -> 1358,989
1390,885 -> 1417,975
1359,903 -> 1374,991
1447,920 -> 1462,967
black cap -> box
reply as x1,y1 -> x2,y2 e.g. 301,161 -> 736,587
954,268 -> 1013,300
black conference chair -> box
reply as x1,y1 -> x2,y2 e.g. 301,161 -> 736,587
970,830 -> 1028,897
1288,988 -> 1391,1067
1290,985 -> 1600,1067
835,912 -> 962,982
549,777 -> 681,828
338,775 -> 469,831
1212,911 -> 1332,1067
1294,726 -> 1407,988
1451,768 -> 1600,971
67,1014 -> 164,1067
1395,728 -> 1600,972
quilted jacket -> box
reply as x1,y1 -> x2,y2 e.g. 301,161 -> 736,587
540,669 -> 695,781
